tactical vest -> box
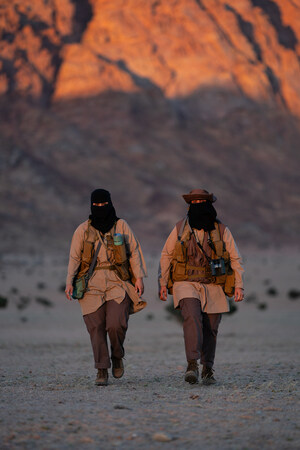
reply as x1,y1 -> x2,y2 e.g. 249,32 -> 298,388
167,218 -> 235,296
76,220 -> 135,284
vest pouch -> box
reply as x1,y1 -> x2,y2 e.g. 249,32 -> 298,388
171,261 -> 187,281
224,272 -> 235,297
113,260 -> 131,282
214,274 -> 226,286
72,274 -> 89,300
113,242 -> 127,264
174,241 -> 187,263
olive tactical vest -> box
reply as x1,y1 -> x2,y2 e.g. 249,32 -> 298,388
167,218 -> 235,297
76,220 -> 135,284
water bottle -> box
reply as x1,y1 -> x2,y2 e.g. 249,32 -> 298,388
113,233 -> 123,246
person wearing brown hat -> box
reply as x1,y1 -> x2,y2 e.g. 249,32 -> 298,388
65,189 -> 147,386
159,189 -> 244,385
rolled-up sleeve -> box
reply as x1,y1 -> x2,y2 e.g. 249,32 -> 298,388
223,227 -> 244,289
66,225 -> 85,286
158,227 -> 177,287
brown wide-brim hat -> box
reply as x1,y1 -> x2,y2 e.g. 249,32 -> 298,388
182,189 -> 217,204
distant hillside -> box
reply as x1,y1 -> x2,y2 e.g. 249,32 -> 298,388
0,0 -> 300,253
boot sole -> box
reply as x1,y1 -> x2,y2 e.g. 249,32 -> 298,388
185,371 -> 199,384
112,370 -> 124,379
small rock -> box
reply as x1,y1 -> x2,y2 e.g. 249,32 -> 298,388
287,289 -> 300,300
257,302 -> 267,310
35,297 -> 53,307
113,405 -> 132,410
152,432 -> 173,442
0,296 -> 8,308
266,287 -> 277,296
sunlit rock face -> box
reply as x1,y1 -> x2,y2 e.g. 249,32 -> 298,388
1,0 -> 300,113
0,0 -> 300,252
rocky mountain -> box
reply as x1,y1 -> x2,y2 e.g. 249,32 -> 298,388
0,0 -> 300,254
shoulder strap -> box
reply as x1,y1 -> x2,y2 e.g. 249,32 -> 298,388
87,239 -> 101,277
209,223 -> 224,257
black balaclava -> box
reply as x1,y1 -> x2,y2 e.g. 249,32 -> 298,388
89,189 -> 118,233
188,201 -> 217,231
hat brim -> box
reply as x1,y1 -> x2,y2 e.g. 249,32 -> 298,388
182,193 -> 217,204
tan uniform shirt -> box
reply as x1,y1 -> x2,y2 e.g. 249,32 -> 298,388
159,225 -> 244,313
66,219 -> 147,316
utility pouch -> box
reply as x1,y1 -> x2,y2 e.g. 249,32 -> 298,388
224,272 -> 235,297
72,239 -> 101,300
113,242 -> 127,264
174,240 -> 187,263
72,274 -> 89,300
113,261 -> 131,282
171,261 -> 187,281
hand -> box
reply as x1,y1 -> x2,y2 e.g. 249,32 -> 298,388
234,287 -> 244,302
135,278 -> 144,297
65,284 -> 74,301
159,286 -> 168,301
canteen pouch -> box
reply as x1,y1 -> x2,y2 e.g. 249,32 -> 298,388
113,242 -> 127,264
224,272 -> 235,297
72,274 -> 89,300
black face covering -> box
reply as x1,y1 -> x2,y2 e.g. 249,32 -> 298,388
188,201 -> 217,231
89,189 -> 118,233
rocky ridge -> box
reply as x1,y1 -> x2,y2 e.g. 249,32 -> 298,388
0,0 -> 300,253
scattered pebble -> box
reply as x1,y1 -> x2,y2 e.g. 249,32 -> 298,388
113,405 -> 132,410
287,289 -> 300,300
266,287 -> 277,296
35,297 -> 53,308
0,295 -> 8,308
152,432 -> 173,442
17,296 -> 30,310
257,302 -> 267,310
146,313 -> 154,321
246,293 -> 257,302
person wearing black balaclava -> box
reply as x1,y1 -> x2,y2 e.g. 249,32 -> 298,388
65,189 -> 147,386
89,189 -> 118,234
158,189 -> 244,385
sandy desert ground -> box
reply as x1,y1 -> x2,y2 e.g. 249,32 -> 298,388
0,249 -> 299,449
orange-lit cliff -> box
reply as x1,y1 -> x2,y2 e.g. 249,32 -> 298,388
0,0 -> 299,252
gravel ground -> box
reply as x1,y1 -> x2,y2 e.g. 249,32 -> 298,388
0,251 -> 299,449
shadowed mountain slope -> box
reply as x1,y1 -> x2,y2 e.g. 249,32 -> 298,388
0,0 -> 299,253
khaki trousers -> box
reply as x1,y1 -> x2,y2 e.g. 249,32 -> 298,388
179,297 -> 222,368
83,294 -> 131,369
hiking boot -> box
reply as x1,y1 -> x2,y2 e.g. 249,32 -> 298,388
202,366 -> 216,385
185,360 -> 199,384
95,368 -> 108,386
112,358 -> 124,379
